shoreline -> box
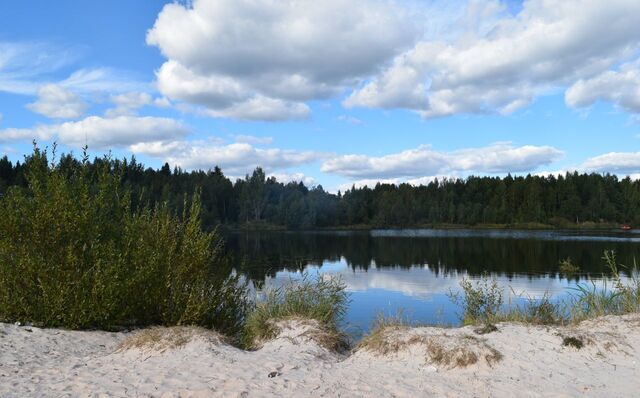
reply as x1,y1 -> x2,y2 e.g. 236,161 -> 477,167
3,314 -> 639,397
223,222 -> 629,233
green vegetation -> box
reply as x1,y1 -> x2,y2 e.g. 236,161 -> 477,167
559,257 -> 580,274
2,150 -> 640,229
562,336 -> 584,349
242,273 -> 348,350
569,251 -> 640,321
449,277 -> 504,325
0,144 -> 249,335
450,251 -> 640,327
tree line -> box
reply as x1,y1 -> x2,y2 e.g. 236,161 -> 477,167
1,152 -> 639,229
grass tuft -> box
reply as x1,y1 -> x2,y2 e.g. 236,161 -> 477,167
562,336 -> 584,349
242,273 -> 349,350
450,250 -> 640,327
117,326 -> 224,353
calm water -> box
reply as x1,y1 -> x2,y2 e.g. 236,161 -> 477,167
225,229 -> 640,337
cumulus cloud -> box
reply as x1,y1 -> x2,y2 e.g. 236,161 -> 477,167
131,140 -> 322,176
345,0 -> 640,118
105,92 -> 152,117
0,116 -> 188,148
565,60 -> 640,114
205,95 -> 310,121
322,142 -> 563,179
0,125 -> 54,143
26,84 -> 87,119
146,0 -> 417,121
581,152 -> 640,174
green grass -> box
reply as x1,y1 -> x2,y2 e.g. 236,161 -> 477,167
242,273 -> 349,350
450,250 -> 640,327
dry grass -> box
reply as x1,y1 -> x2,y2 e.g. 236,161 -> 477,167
116,326 -> 224,353
358,322 -> 502,369
269,317 -> 349,353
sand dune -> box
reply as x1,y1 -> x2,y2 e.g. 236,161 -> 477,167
2,315 -> 639,397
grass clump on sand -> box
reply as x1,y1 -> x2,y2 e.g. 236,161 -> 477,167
356,312 -> 411,355
0,144 -> 250,335
358,313 -> 503,368
242,273 -> 349,350
117,326 -> 224,353
562,336 -> 584,349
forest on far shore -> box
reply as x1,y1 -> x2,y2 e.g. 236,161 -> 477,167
1,153 -> 639,230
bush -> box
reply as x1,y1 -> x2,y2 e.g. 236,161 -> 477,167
449,276 -> 504,325
0,145 -> 249,335
242,273 -> 348,348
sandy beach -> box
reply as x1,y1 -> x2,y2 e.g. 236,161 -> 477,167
1,314 -> 639,397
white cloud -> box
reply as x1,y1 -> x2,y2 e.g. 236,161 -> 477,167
0,125 -> 54,143
335,175 -> 452,192
337,115 -> 364,125
232,134 -> 273,145
132,140 -> 322,176
322,142 -> 563,179
0,41 -> 77,95
147,0 -> 417,121
26,84 -> 87,119
105,92 -> 152,117
269,172 -> 316,186
565,60 -> 640,114
345,0 -> 640,118
581,152 -> 640,174
59,68 -> 148,95
0,116 -> 188,148
0,41 -> 146,97
205,95 -> 310,121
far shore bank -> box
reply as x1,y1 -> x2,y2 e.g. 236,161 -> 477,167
223,221 -> 627,233
3,314 -> 639,397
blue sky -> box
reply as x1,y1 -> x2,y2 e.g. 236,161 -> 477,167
1,0 -> 640,191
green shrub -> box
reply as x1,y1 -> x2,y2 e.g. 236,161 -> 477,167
0,144 -> 249,335
449,276 -> 503,325
242,273 -> 348,348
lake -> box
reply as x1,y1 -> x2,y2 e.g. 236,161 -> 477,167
225,229 -> 640,338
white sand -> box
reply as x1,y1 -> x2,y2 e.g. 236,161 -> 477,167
2,314 -> 639,397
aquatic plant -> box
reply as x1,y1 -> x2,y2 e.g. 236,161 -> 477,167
451,250 -> 640,326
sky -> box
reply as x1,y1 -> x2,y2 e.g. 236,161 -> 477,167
1,0 -> 640,192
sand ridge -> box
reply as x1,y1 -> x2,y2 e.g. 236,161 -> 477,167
1,315 -> 639,397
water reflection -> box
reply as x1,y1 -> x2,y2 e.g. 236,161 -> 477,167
225,229 -> 640,334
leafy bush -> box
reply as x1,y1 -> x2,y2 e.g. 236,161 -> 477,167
0,145 -> 249,335
449,276 -> 504,325
242,273 -> 348,348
